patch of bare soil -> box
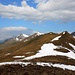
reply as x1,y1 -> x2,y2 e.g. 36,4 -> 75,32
0,64 -> 75,75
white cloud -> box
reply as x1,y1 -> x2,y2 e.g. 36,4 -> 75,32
0,0 -> 75,22
34,0 -> 48,3
0,26 -> 36,41
2,26 -> 27,31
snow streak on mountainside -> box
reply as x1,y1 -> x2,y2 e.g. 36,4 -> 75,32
0,62 -> 75,71
51,35 -> 61,41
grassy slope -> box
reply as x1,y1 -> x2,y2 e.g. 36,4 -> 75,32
0,33 -> 57,62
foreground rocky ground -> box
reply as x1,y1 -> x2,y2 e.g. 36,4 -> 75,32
0,64 -> 75,75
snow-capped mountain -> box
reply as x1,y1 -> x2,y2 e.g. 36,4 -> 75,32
35,32 -> 44,36
0,32 -> 44,49
28,32 -> 44,38
0,31 -> 75,74
15,34 -> 29,41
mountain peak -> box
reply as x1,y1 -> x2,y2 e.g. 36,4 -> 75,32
35,32 -> 44,36
62,31 -> 69,35
16,33 -> 29,41
19,34 -> 29,37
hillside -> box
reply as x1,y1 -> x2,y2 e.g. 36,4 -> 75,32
0,33 -> 29,50
0,31 -> 75,75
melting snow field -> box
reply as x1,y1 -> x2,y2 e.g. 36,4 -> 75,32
23,43 -> 75,60
0,62 -> 75,71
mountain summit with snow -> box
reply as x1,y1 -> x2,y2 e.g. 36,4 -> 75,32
15,34 -> 29,41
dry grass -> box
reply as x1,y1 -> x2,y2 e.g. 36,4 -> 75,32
0,33 -> 57,62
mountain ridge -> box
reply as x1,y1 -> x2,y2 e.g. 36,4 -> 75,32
0,31 -> 75,74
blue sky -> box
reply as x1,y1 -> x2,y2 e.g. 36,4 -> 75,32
0,0 -> 75,40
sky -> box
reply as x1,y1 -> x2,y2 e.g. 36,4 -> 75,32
0,0 -> 75,41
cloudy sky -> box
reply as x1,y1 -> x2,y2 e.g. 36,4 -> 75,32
0,0 -> 75,40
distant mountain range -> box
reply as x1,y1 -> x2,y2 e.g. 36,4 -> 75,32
0,31 -> 75,74
0,31 -> 75,43
71,31 -> 75,36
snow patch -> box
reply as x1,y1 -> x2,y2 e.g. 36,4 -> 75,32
23,43 -> 75,60
37,62 -> 75,71
69,43 -> 75,50
5,53 -> 11,56
52,63 -> 75,71
36,32 -> 44,36
73,36 -> 75,38
13,56 -> 25,58
69,43 -> 75,53
0,62 -> 31,66
63,32 -> 66,34
51,35 -> 61,41
24,39 -> 28,42
0,62 -> 75,71
16,38 -> 19,41
22,34 -> 29,37
25,52 -> 34,54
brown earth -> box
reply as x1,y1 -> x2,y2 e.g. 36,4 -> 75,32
0,64 -> 75,75
54,48 -> 70,53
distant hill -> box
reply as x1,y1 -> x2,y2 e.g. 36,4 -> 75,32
71,32 -> 75,36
